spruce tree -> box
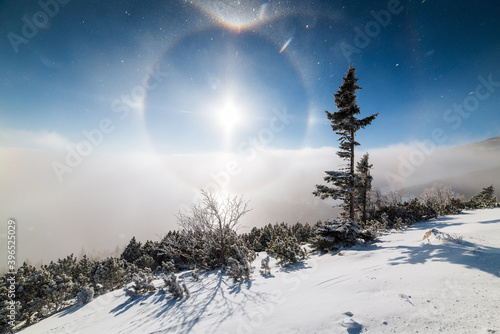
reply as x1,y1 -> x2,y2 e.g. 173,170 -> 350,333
314,66 -> 378,220
121,237 -> 142,263
356,153 -> 373,226
468,185 -> 497,208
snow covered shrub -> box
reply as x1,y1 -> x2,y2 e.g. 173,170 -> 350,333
379,213 -> 389,230
226,258 -> 251,282
163,273 -> 189,299
419,183 -> 466,213
121,237 -> 142,263
78,286 -> 94,304
241,222 -> 314,254
177,190 -> 251,269
161,260 -> 175,274
311,219 -> 362,252
437,232 -> 464,244
468,185 -> 497,209
365,219 -> 382,233
267,234 -> 307,266
371,199 -> 437,229
126,271 -> 156,297
394,217 -> 403,230
134,254 -> 156,270
226,244 -> 254,281
95,283 -> 104,295
358,223 -> 378,242
424,229 -> 464,244
259,255 -> 271,276
92,257 -> 127,293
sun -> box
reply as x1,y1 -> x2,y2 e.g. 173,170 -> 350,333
215,96 -> 244,138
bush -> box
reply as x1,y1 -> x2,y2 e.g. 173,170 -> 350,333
259,256 -> 271,276
267,234 -> 306,266
467,185 -> 497,209
133,254 -> 156,270
160,260 -> 175,274
311,219 -> 362,252
176,190 -> 251,270
126,271 -> 156,298
163,273 -> 189,299
226,244 -> 254,281
242,222 -> 314,253
77,286 -> 94,304
370,199 -> 437,229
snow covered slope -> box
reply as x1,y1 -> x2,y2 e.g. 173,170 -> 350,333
18,209 -> 500,334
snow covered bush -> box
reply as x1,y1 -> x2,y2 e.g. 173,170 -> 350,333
175,190 -> 251,270
468,185 -> 497,209
259,256 -> 271,276
311,219 -> 362,252
163,273 -> 189,299
92,257 -> 128,293
359,221 -> 379,241
121,236 -> 142,263
161,260 -> 175,274
370,199 -> 437,229
133,254 -> 155,270
418,183 -> 469,215
126,271 -> 156,298
226,244 -> 254,281
226,258 -> 251,282
419,183 -> 465,208
78,286 -> 94,304
267,234 -> 307,266
256,223 -> 307,266
394,217 -> 403,230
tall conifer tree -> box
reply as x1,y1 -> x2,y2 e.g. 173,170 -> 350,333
314,66 -> 378,220
356,152 -> 373,225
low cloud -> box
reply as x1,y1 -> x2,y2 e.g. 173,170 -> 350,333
0,128 -> 73,151
1,137 -> 499,267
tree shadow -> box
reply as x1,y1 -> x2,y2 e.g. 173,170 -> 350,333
359,212 -> 500,278
103,270 -> 274,334
388,239 -> 500,278
413,215 -> 465,230
110,290 -> 160,317
477,218 -> 500,224
56,302 -> 84,317
280,260 -> 312,273
259,273 -> 275,279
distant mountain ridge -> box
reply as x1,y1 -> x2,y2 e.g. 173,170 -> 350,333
461,136 -> 500,152
399,136 -> 500,199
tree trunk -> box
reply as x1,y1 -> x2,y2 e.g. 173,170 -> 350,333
350,130 -> 355,221
362,187 -> 367,226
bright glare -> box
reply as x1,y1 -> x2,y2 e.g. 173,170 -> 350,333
216,96 -> 244,137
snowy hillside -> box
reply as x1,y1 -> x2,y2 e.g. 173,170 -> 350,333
18,209 -> 500,334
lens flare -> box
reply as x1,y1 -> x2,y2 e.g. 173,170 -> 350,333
279,36 -> 294,54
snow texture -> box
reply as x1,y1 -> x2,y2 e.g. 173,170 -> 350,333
17,209 -> 500,334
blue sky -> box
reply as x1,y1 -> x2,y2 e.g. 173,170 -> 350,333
1,0 -> 500,265
1,0 -> 499,153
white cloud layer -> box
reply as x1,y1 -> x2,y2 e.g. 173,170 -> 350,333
0,128 -> 73,151
1,133 -> 499,267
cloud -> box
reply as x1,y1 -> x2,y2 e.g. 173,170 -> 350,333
1,138 -> 499,267
0,128 -> 72,150
368,138 -> 500,196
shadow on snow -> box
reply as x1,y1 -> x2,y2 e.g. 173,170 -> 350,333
384,213 -> 500,278
106,271 -> 274,333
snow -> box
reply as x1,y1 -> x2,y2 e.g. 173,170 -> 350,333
18,209 -> 500,334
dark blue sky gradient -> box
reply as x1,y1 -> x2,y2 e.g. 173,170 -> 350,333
1,0 -> 499,152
